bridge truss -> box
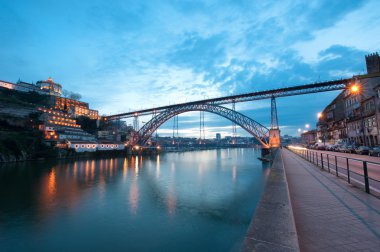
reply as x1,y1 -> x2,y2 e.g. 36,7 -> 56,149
130,104 -> 270,148
106,78 -> 352,120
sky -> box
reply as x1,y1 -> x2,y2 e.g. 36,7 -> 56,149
1,0 -> 380,138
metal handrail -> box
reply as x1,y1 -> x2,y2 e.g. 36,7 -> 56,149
288,147 -> 380,196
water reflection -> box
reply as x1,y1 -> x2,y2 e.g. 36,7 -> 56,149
232,165 -> 237,182
129,178 -> 139,214
0,148 -> 269,252
156,155 -> 161,178
123,158 -> 128,180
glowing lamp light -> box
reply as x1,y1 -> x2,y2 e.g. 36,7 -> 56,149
156,146 -> 161,150
134,145 -> 140,150
350,84 -> 359,93
317,112 -> 322,119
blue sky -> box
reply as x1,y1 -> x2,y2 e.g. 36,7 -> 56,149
1,0 -> 380,138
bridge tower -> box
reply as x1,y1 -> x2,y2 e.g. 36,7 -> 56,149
232,101 -> 237,144
269,96 -> 281,148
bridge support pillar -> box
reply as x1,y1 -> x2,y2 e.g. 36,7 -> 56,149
260,147 -> 279,162
269,129 -> 281,148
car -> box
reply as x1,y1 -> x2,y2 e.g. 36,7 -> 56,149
354,146 -> 370,155
326,144 -> 339,151
314,142 -> 329,150
346,145 -> 356,153
369,147 -> 380,157
328,144 -> 339,152
337,145 -> 348,152
333,144 -> 341,151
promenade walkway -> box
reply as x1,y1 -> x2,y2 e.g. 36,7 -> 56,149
282,148 -> 380,251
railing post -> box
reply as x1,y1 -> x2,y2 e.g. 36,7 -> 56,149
335,156 -> 338,177
316,152 -> 318,166
346,158 -> 350,184
327,154 -> 330,173
321,153 -> 324,170
363,161 -> 370,194
313,152 -> 315,164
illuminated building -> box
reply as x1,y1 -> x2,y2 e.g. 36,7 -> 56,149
97,141 -> 125,151
66,140 -> 125,152
1,78 -> 61,95
38,108 -> 97,142
39,108 -> 80,129
0,80 -> 15,89
1,77 -> 99,120
36,77 -> 62,96
54,97 -> 99,119
66,141 -> 98,152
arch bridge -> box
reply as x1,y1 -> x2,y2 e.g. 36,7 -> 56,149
130,103 -> 272,148
105,77 -> 362,149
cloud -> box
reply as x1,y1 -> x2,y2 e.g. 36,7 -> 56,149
293,0 -> 380,62
1,0 -> 379,137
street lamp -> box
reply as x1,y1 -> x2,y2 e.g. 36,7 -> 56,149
317,112 -> 322,119
305,124 -> 310,129
349,81 -> 365,146
350,84 -> 360,93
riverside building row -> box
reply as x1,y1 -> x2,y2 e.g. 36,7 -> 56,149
303,53 -> 380,147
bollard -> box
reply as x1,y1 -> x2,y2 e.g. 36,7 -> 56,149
346,158 -> 350,184
363,161 -> 370,194
335,156 -> 338,177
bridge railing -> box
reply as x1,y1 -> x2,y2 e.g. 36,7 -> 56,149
288,147 -> 380,197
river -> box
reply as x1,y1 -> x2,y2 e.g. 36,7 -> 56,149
0,148 -> 270,251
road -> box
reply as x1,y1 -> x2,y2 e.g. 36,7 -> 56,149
289,147 -> 380,195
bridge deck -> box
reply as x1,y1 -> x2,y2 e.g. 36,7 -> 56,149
282,148 -> 380,251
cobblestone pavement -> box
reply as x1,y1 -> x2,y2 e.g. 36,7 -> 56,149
282,148 -> 380,252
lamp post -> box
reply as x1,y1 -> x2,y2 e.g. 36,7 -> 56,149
350,82 -> 363,146
317,112 -> 323,146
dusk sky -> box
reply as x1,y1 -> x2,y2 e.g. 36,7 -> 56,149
1,0 -> 380,138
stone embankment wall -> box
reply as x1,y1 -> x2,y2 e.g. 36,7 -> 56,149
241,150 -> 299,251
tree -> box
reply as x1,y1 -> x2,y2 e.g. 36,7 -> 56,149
62,89 -> 70,98
69,92 -> 82,101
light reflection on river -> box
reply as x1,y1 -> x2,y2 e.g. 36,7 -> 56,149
0,148 -> 269,252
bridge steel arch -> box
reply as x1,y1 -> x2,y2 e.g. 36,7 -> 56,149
131,104 -> 270,148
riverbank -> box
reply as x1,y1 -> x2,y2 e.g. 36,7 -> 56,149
0,145 -> 261,163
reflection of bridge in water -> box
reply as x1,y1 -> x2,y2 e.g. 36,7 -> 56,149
105,78 -> 357,150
